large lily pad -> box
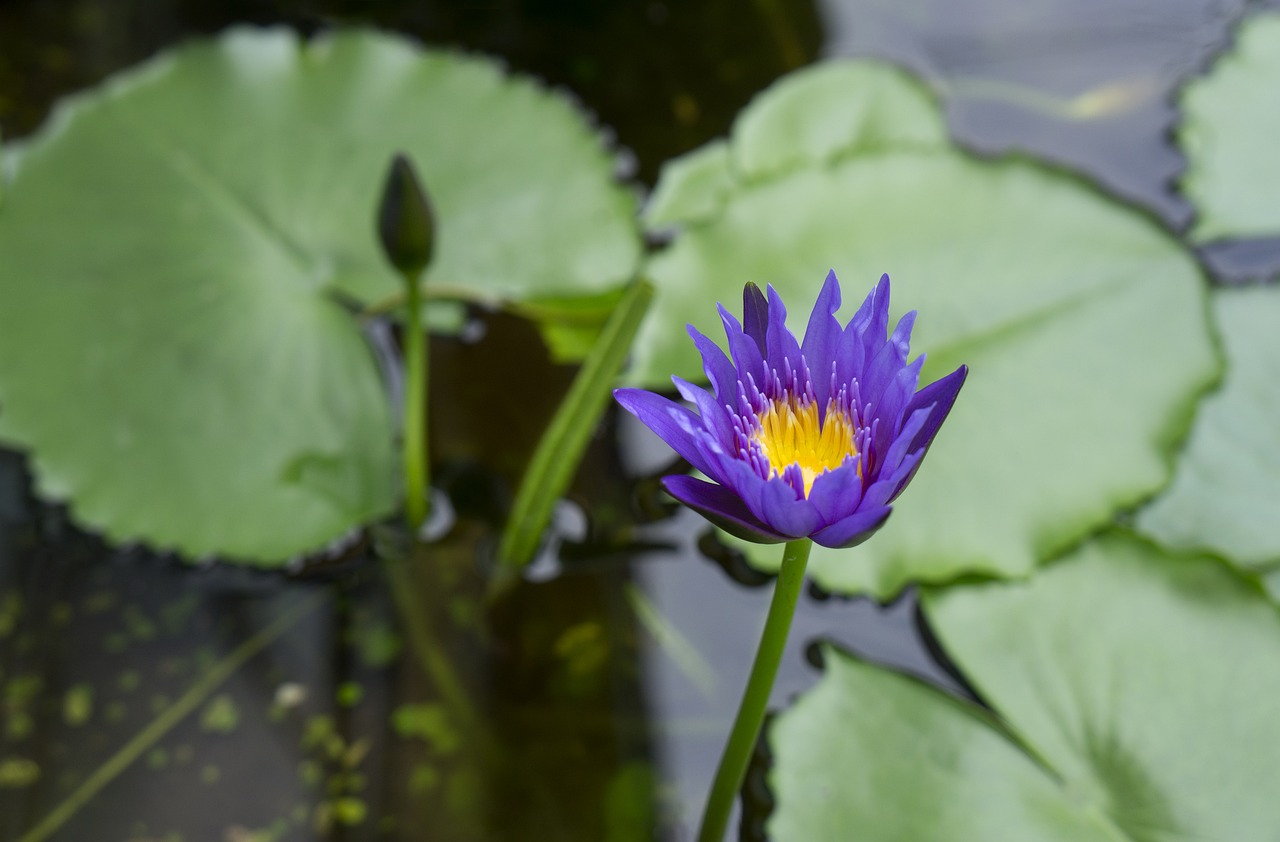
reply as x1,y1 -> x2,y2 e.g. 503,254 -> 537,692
1178,12 -> 1280,241
1137,285 -> 1280,574
0,28 -> 640,563
769,533 -> 1280,840
644,61 -> 946,228
636,60 -> 1218,598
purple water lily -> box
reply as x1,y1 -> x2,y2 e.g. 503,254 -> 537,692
615,271 -> 966,548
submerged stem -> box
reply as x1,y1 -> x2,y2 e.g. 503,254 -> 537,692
697,538 -> 812,842
384,558 -> 497,763
18,590 -> 327,842
402,273 -> 429,530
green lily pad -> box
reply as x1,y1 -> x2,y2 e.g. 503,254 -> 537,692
644,140 -> 734,229
637,59 -> 1218,598
1137,285 -> 1280,574
0,28 -> 640,562
644,62 -> 945,229
769,533 -> 1280,840
1178,12 -> 1280,241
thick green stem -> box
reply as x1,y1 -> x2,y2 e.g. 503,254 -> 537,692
402,274 -> 429,530
697,538 -> 812,842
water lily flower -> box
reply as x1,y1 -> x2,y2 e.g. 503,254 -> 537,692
615,271 -> 966,548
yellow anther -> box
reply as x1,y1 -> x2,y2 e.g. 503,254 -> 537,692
754,398 -> 859,496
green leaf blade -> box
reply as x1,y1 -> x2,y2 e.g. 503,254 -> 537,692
924,533 -> 1280,841
768,651 -> 1123,842
770,534 -> 1280,840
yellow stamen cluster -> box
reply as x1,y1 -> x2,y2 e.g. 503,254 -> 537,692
755,398 -> 859,496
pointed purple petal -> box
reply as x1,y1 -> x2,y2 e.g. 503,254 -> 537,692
765,285 -> 804,390
878,406 -> 932,477
662,475 -> 788,544
834,320 -> 867,395
672,375 -> 734,449
856,274 -> 892,363
687,324 -> 739,403
870,357 -> 925,467
805,458 -> 864,524
801,270 -> 842,409
886,450 -> 926,503
810,504 -> 892,549
742,283 -> 769,358
883,364 -> 968,497
614,388 -> 720,479
862,334 -> 920,418
719,304 -> 765,389
889,310 -> 916,359
846,275 -> 882,335
901,365 -> 968,455
836,276 -> 885,387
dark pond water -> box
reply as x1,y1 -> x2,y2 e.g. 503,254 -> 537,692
3,0 -> 1280,840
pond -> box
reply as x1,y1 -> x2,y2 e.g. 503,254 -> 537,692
2,1 -> 1280,841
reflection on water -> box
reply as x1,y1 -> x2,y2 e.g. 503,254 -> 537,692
3,0 -> 1277,839
0,441 -> 950,841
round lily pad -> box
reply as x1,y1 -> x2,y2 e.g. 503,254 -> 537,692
1178,12 -> 1280,241
0,28 -> 640,563
769,533 -> 1280,840
1138,285 -> 1280,575
636,59 -> 1218,598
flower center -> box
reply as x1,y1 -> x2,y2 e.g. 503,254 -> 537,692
754,397 -> 860,496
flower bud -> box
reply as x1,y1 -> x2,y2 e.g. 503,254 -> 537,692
377,153 -> 436,279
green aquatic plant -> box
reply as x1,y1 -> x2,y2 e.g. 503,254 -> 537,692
617,272 -> 965,840
377,153 -> 438,532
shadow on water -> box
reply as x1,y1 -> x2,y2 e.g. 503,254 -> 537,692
2,0 -> 1277,840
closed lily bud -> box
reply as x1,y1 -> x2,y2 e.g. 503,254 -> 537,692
377,153 -> 436,279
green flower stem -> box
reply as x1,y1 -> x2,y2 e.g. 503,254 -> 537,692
18,590 -> 327,842
698,537 -> 813,842
402,273 -> 429,530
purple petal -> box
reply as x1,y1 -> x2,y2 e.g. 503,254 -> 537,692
810,504 -> 893,549
805,458 -> 864,524
878,406 -> 932,478
742,283 -> 769,358
765,285 -> 804,391
719,304 -> 766,389
870,359 -> 925,467
859,446 -> 922,507
672,375 -> 734,450
614,388 -> 720,479
834,321 -> 867,396
883,364 -> 968,497
889,310 -> 916,360
846,274 -> 883,336
834,275 -> 886,389
854,274 -> 892,363
758,473 -> 823,538
687,324 -> 738,403
901,365 -> 968,455
801,270 -> 842,409
662,475 -> 788,544
862,334 -> 920,418
886,450 -> 926,503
